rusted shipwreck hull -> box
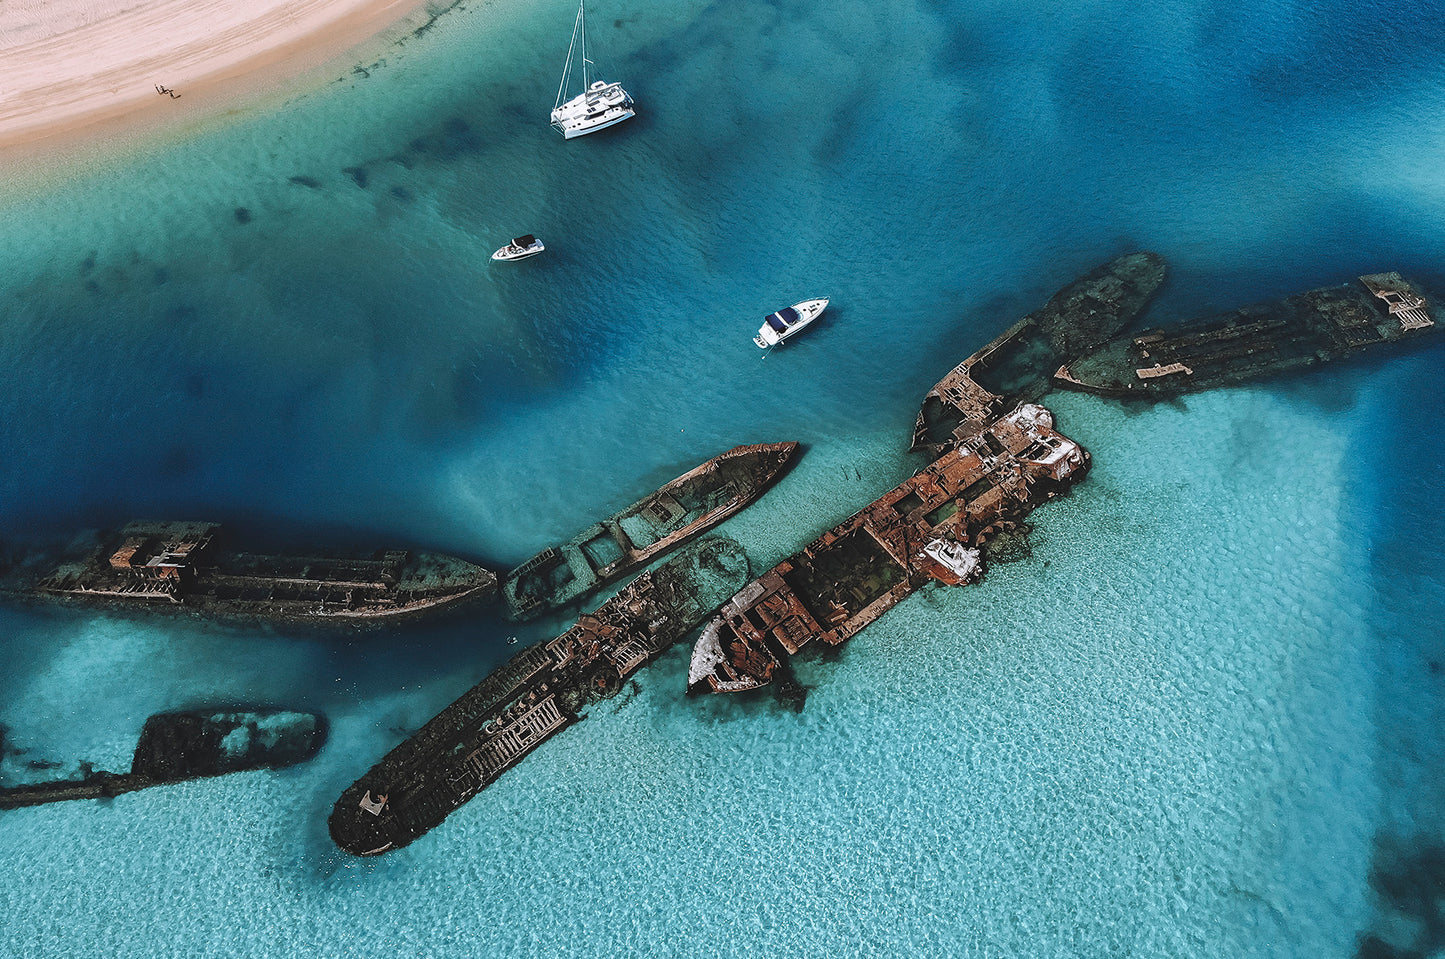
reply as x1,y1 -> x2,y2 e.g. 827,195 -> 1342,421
501,442 -> 796,621
913,252 -> 1166,456
1054,271 -> 1437,399
330,537 -> 749,856
688,405 -> 1087,695
0,709 -> 325,810
33,521 -> 496,624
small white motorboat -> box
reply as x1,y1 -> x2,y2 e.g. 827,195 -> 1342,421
491,235 -> 545,261
754,298 -> 828,349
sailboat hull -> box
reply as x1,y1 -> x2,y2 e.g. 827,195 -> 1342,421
550,84 -> 635,138
554,109 -> 635,139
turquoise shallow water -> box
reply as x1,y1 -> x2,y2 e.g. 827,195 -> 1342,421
3,0 -> 1445,955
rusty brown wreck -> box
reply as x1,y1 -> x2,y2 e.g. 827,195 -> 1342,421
687,404 -> 1087,694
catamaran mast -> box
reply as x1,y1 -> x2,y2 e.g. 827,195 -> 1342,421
580,0 -> 591,90
554,1 -> 588,110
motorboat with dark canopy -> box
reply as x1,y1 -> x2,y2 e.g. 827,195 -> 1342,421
754,298 -> 828,348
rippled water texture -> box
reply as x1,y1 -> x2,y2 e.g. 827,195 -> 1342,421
3,0 -> 1445,955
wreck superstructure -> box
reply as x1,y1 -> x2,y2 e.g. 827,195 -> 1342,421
913,252 -> 1166,456
329,537 -> 749,856
501,442 -> 796,621
688,405 -> 1087,694
1054,271 -> 1437,398
32,521 -> 496,623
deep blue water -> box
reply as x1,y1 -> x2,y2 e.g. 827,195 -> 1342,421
3,0 -> 1445,955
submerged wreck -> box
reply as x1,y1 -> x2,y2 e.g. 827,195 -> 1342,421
1055,271 -> 1437,398
0,709 -> 325,809
688,405 -> 1086,694
913,252 -> 1166,456
330,537 -> 748,856
32,521 -> 496,624
501,442 -> 796,621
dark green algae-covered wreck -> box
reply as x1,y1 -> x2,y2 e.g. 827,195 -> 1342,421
0,709 -> 326,810
500,442 -> 796,622
1054,270 -> 1437,398
329,537 -> 748,856
912,251 -> 1167,456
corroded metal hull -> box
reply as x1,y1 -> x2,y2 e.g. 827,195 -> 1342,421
689,405 -> 1088,695
1055,272 -> 1437,399
329,537 -> 749,856
913,252 -> 1166,456
31,521 -> 496,624
501,442 -> 797,621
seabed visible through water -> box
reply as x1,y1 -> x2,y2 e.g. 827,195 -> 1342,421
3,0 -> 1445,956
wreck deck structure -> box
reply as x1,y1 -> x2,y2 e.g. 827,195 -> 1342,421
1054,272 -> 1437,398
913,252 -> 1166,456
689,405 -> 1087,694
32,521 -> 496,624
329,537 -> 749,856
501,442 -> 796,621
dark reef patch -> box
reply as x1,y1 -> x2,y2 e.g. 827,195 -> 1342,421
233,207 -> 252,225
1357,835 -> 1445,957
410,0 -> 465,39
409,117 -> 482,162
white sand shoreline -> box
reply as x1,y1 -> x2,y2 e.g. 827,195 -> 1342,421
0,0 -> 442,152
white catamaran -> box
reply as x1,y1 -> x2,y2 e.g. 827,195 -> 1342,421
550,0 -> 635,139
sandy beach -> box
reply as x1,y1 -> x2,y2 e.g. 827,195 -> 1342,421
0,0 -> 436,150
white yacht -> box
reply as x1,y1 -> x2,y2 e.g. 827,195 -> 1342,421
754,298 -> 829,349
491,235 -> 545,261
551,0 -> 635,139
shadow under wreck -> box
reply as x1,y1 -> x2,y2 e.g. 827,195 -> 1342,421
329,536 -> 749,856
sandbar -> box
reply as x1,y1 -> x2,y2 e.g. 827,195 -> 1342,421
0,0 -> 438,152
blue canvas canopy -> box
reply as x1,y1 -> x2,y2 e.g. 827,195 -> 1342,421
765,307 -> 801,333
